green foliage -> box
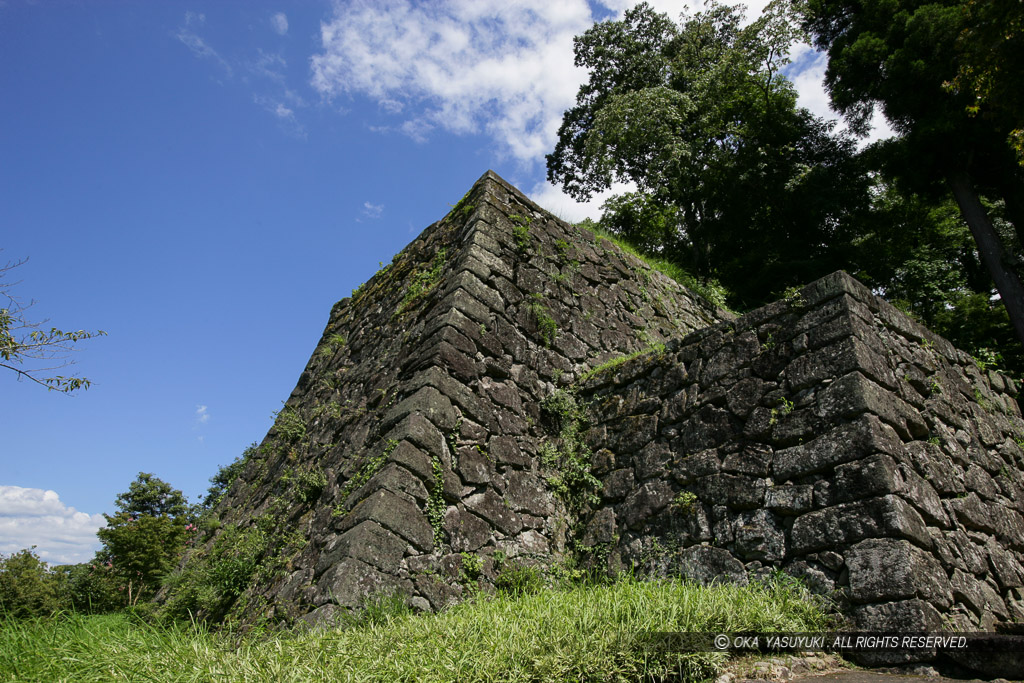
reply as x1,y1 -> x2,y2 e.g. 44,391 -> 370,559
161,524 -> 267,622
579,339 -> 667,383
0,255 -> 107,392
0,548 -> 61,618
539,389 -> 601,510
336,591 -> 413,630
973,388 -> 996,414
295,468 -> 327,505
852,188 -> 1023,377
52,562 -> 122,615
591,226 -> 732,310
449,191 -> 476,222
202,445 -> 256,509
458,553 -> 483,588
493,563 -> 544,597
509,214 -> 532,252
944,0 -> 1024,165
318,333 -> 346,359
526,293 -> 557,347
272,407 -> 306,444
95,473 -> 193,607
669,491 -> 698,514
398,248 -> 448,314
802,0 -> 1024,349
427,455 -> 446,549
0,576 -> 832,682
769,397 -> 795,426
337,440 -> 397,508
549,1 -> 868,308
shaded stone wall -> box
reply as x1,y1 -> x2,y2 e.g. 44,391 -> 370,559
186,170 -> 1024,647
200,171 -> 728,626
577,271 -> 1024,635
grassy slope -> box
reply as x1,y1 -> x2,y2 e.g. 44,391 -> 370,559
1,575 -> 830,682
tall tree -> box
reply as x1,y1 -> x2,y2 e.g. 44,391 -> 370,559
96,473 -> 193,606
852,174 -> 1022,372
801,0 -> 1024,346
547,0 -> 869,306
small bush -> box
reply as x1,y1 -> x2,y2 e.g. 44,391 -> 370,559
273,409 -> 306,444
494,564 -> 544,596
296,468 -> 327,505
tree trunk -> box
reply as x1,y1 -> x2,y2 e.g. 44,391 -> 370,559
948,170 -> 1024,348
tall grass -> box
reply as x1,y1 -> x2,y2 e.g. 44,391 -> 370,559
0,575 -> 829,682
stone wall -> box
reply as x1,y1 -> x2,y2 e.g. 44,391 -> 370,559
180,170 -> 1024,651
195,170 -> 728,626
577,271 -> 1024,638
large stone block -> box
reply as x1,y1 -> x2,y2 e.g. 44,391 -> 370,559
773,415 -> 903,481
677,545 -> 748,585
732,509 -> 785,561
620,480 -> 674,529
791,495 -> 931,553
314,521 -> 407,578
335,489 -> 435,552
381,386 -> 460,433
846,538 -> 951,608
815,372 -> 928,440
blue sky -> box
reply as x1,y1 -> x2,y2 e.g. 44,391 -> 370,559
0,0 -> 884,565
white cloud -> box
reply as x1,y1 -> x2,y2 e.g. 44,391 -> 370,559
362,202 -> 384,219
254,95 -> 307,138
174,12 -> 233,77
309,0 -> 884,169
249,50 -> 288,83
271,12 -> 289,36
309,0 -> 894,211
787,43 -> 895,146
310,0 -> 595,162
0,486 -> 104,565
528,178 -> 637,224
195,404 -> 209,424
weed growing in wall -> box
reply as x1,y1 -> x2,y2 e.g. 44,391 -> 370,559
271,407 -> 306,444
398,248 -> 448,314
670,490 -> 698,514
317,334 -> 347,359
526,293 -> 557,347
448,191 -> 476,223
336,440 -> 398,510
202,444 -> 260,509
578,340 -> 666,383
539,389 -> 600,510
427,456 -> 446,548
510,214 -> 532,252
161,523 -> 268,623
295,468 -> 327,505
768,397 -> 795,426
590,226 -> 732,310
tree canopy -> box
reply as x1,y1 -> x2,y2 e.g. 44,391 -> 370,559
547,0 -> 869,307
801,0 -> 1024,346
96,473 -> 194,606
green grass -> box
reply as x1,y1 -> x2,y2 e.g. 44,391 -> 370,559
590,227 -> 733,311
0,575 -> 830,682
579,341 -> 667,384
